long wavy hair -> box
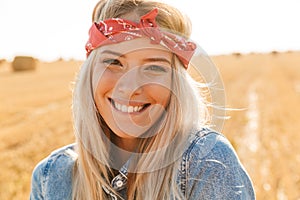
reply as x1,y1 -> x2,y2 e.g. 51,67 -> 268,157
72,0 -> 209,199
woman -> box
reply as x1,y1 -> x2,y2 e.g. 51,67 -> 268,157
30,0 -> 255,199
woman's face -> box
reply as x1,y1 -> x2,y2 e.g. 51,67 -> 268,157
93,38 -> 172,139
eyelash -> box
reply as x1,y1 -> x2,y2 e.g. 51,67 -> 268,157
103,59 -> 122,67
144,65 -> 167,72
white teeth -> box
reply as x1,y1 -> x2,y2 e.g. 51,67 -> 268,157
133,106 -> 139,112
121,105 -> 127,112
115,103 -> 122,111
128,106 -> 134,113
113,101 -> 145,113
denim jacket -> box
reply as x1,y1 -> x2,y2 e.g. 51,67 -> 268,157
30,129 -> 255,199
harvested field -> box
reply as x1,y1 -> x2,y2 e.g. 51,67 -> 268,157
0,51 -> 299,199
215,51 -> 300,200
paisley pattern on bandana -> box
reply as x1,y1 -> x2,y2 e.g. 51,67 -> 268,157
85,8 -> 196,69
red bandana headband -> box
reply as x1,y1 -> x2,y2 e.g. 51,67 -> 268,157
85,8 -> 196,69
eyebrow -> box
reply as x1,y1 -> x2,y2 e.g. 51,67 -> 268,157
101,50 -> 171,64
143,57 -> 171,65
101,50 -> 124,57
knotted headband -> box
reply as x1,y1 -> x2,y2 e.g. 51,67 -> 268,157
85,8 -> 196,69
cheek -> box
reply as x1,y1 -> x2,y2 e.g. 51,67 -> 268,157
153,77 -> 172,106
93,70 -> 118,107
146,85 -> 171,106
141,72 -> 172,107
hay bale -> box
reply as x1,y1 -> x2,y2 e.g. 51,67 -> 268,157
12,56 -> 36,71
232,52 -> 242,57
271,50 -> 279,55
0,59 -> 5,65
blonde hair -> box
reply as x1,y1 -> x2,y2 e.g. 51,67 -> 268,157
72,0 -> 208,199
92,0 -> 192,38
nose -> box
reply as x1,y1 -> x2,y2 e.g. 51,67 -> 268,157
115,67 -> 143,97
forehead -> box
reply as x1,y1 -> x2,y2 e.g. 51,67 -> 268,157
97,37 -> 171,56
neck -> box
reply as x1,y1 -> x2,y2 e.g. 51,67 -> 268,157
110,133 -> 140,152
109,134 -> 139,169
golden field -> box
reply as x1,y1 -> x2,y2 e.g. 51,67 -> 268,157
0,51 -> 300,200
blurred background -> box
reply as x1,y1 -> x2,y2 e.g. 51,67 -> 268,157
0,0 -> 299,199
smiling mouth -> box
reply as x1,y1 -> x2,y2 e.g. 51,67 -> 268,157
109,98 -> 150,113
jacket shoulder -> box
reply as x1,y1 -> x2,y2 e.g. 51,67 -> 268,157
37,143 -> 77,175
185,129 -> 238,164
30,144 -> 77,199
181,129 -> 255,199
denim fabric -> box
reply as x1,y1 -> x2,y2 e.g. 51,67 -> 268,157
30,129 -> 255,199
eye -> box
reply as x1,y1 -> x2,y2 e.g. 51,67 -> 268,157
103,59 -> 122,67
144,65 -> 167,73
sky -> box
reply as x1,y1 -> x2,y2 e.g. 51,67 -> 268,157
1,0 -> 300,61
